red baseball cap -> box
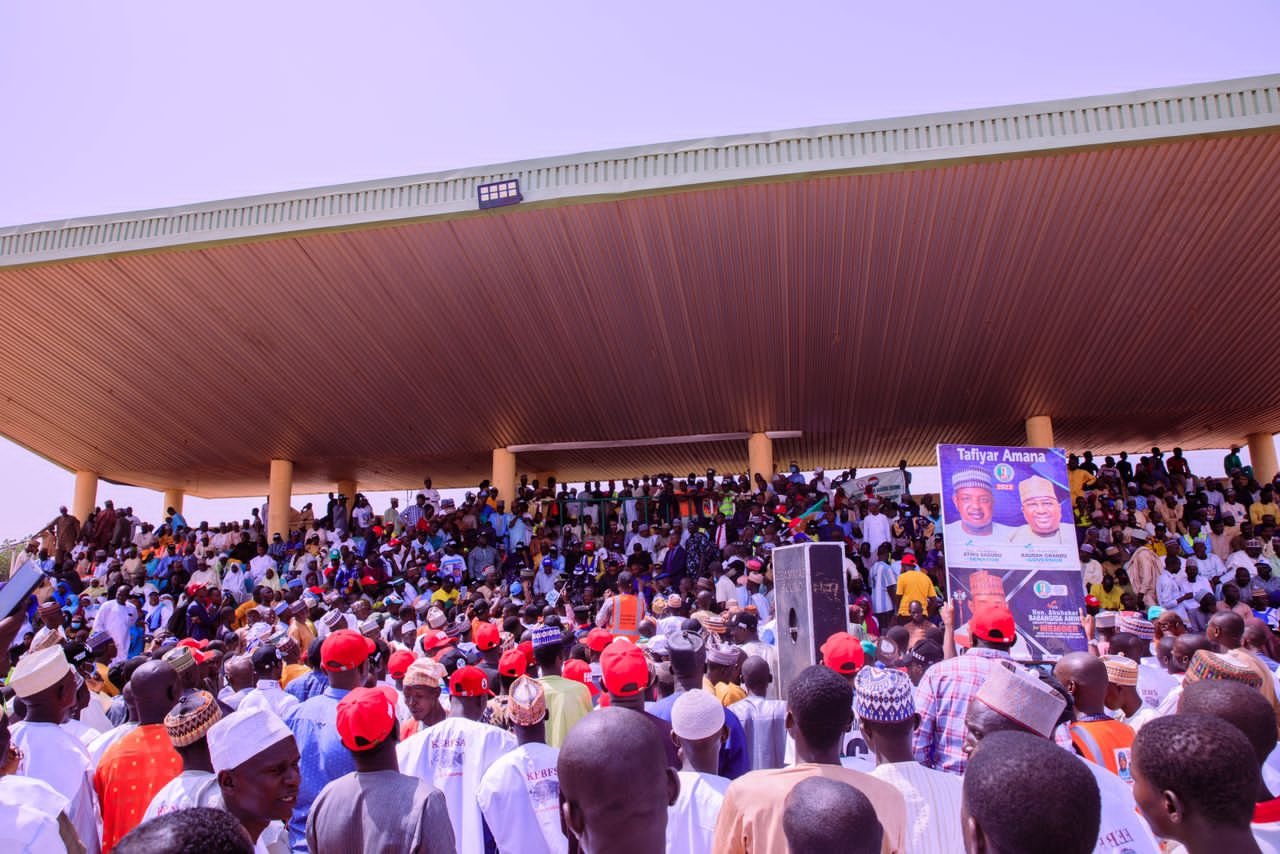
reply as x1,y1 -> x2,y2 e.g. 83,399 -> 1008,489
419,630 -> 452,652
584,541 -> 595,551
563,659 -> 598,696
387,649 -> 416,680
585,628 -> 614,653
1084,595 -> 1100,608
424,562 -> 439,574
448,665 -> 495,697
473,622 -> 501,652
518,640 -> 535,668
901,553 -> 917,567
820,632 -> 865,675
601,640 -> 649,697
498,648 -> 528,678
336,685 -> 398,751
971,605 -> 1017,644
321,630 -> 376,672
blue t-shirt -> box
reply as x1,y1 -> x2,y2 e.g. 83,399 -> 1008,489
284,687 -> 355,853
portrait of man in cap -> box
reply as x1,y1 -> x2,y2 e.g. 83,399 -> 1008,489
1007,475 -> 1072,545
944,469 -> 1013,544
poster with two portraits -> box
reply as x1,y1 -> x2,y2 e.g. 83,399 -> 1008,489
937,444 -> 1088,660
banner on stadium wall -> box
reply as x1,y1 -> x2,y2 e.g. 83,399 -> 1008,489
937,443 -> 1087,660
839,468 -> 908,503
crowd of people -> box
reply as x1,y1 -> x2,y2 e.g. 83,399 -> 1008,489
0,449 -> 1278,853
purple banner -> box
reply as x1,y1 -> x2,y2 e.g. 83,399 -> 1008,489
938,443 -> 1088,659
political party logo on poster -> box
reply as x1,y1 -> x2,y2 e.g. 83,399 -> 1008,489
938,444 -> 1087,660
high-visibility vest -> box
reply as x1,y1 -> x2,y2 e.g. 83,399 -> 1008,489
1069,719 -> 1135,778
610,594 -> 642,639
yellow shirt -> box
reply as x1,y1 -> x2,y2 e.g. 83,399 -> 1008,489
431,588 -> 460,607
280,663 -> 310,687
705,676 -> 748,707
233,598 -> 259,629
1252,502 -> 1280,526
538,675 -> 593,748
1089,582 -> 1124,610
1069,469 -> 1096,501
895,569 -> 935,616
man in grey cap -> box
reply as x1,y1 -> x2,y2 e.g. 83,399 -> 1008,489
944,470 -> 1013,543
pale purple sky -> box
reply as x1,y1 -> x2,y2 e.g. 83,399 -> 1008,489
2,1 -> 1277,538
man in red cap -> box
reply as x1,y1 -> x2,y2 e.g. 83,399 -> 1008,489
472,621 -> 503,688
913,602 -> 1022,775
306,685 -> 455,854
386,649 -> 416,692
599,638 -> 681,768
282,629 -> 375,852
398,665 -> 516,854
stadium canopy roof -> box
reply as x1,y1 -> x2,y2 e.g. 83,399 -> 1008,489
2,75 -> 1279,497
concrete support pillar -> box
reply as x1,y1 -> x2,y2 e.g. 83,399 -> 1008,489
748,433 -> 774,482
162,488 -> 184,516
268,459 -> 294,539
492,448 -> 517,508
336,479 -> 358,501
1025,415 -> 1055,448
72,470 -> 98,523
1248,432 -> 1278,483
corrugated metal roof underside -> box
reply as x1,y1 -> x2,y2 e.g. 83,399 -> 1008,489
2,131 -> 1278,497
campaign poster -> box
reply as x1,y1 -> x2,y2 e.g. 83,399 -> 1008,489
839,468 -> 908,504
937,444 -> 1087,660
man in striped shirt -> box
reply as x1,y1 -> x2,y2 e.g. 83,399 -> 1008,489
912,605 -> 1018,775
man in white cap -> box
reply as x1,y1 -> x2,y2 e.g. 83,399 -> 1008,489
962,661 -> 1158,853
7,645 -> 101,853
0,706 -> 84,854
208,707 -> 300,854
944,469 -> 1013,544
666,689 -> 731,854
398,665 -> 515,854
476,676 -> 568,854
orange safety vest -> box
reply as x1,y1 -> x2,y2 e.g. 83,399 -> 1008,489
610,594 -> 642,639
1070,719 -> 1135,778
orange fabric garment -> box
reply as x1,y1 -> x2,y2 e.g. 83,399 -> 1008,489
610,594 -> 641,639
94,723 -> 183,852
280,662 -> 310,687
1069,719 -> 1135,777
